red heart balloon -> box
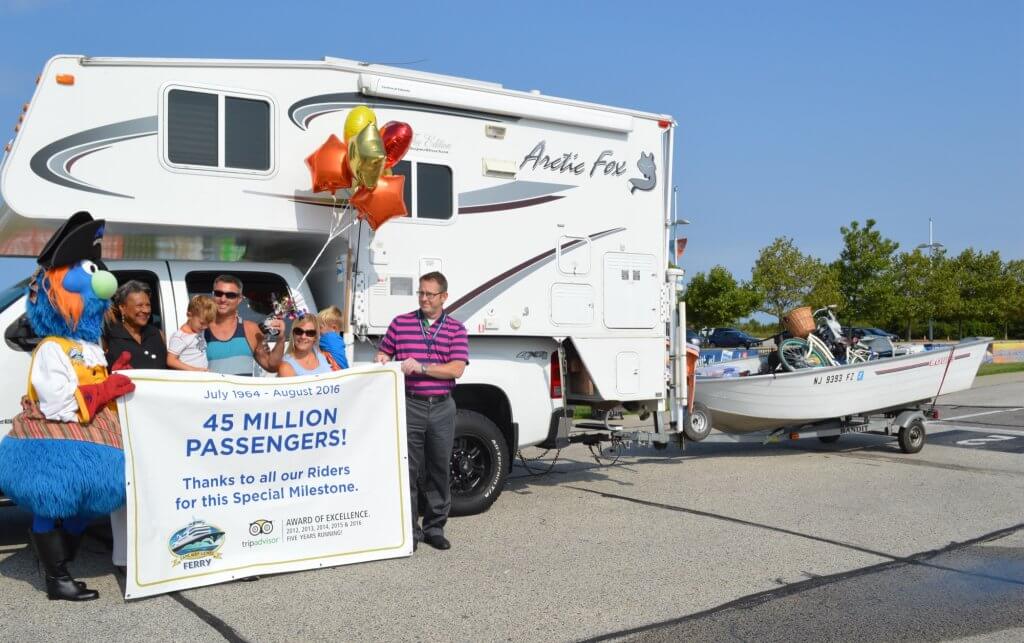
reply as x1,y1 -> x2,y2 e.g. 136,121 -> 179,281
379,121 -> 413,169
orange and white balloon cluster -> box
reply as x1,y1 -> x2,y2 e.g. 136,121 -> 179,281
304,106 -> 413,231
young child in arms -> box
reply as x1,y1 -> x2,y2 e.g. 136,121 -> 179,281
167,295 -> 216,371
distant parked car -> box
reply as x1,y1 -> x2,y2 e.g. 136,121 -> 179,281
706,328 -> 762,349
686,328 -> 702,346
847,327 -> 899,342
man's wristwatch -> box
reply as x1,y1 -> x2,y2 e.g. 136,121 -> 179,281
420,363 -> 428,375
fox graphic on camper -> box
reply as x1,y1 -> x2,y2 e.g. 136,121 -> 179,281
628,152 -> 657,193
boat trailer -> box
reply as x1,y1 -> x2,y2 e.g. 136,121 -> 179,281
700,406 -> 931,454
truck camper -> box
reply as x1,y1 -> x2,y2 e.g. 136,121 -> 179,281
0,55 -> 691,514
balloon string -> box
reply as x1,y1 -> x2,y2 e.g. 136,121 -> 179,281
295,202 -> 353,292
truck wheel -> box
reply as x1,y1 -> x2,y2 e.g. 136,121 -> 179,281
684,402 -> 713,442
898,418 -> 926,454
449,410 -> 509,516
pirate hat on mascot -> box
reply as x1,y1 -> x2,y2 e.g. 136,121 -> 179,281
36,210 -> 107,270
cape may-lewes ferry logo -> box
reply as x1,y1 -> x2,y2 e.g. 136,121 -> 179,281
168,519 -> 226,569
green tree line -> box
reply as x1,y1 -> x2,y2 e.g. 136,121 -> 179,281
684,218 -> 1024,340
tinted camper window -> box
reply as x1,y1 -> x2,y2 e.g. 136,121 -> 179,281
225,97 -> 270,170
417,163 -> 453,220
167,90 -> 218,167
166,88 -> 273,173
389,161 -> 453,221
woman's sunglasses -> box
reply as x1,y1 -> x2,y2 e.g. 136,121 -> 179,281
292,327 -> 317,338
212,290 -> 240,300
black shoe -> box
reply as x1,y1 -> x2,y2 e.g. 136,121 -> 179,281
413,540 -> 418,552
423,534 -> 450,550
29,529 -> 99,601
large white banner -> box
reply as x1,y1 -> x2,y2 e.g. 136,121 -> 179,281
117,364 -> 411,599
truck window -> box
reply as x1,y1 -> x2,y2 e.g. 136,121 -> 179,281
391,160 -> 453,221
0,278 -> 28,314
166,88 -> 272,173
184,270 -> 294,329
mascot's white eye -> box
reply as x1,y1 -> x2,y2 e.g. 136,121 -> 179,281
79,260 -> 99,275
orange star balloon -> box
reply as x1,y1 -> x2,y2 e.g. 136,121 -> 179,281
351,175 -> 408,230
305,134 -> 351,194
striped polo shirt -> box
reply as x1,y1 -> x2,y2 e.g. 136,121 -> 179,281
378,310 -> 469,396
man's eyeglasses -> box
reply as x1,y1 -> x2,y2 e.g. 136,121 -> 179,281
292,328 -> 317,338
416,290 -> 445,299
212,290 -> 241,300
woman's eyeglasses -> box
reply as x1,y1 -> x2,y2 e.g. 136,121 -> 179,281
292,328 -> 317,338
212,290 -> 240,300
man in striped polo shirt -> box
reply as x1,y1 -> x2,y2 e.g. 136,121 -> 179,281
375,271 -> 468,551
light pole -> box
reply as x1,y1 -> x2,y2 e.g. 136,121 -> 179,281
916,217 -> 944,341
669,186 -> 691,265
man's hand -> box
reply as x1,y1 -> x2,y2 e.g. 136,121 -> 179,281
400,358 -> 422,375
375,352 -> 391,364
266,319 -> 286,338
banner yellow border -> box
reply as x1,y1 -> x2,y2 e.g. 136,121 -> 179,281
120,367 -> 407,588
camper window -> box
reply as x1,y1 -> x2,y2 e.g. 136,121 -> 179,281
166,88 -> 273,173
391,160 -> 454,221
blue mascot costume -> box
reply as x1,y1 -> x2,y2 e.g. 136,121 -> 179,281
0,211 -> 134,601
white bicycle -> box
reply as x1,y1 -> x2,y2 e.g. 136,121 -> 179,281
778,306 -> 875,371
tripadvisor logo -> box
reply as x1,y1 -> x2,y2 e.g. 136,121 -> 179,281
243,519 -> 280,547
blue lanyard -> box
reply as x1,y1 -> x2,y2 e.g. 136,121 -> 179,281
418,310 -> 446,356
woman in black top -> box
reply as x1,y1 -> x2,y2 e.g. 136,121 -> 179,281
103,280 -> 167,369
102,279 -> 167,573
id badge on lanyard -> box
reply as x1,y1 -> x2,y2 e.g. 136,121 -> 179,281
419,310 -> 446,358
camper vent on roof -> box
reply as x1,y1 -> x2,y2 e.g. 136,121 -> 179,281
482,158 -> 517,179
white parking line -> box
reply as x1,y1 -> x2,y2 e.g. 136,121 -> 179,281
925,423 -> 1024,436
936,408 -> 1024,422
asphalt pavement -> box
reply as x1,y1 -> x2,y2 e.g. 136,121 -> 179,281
0,373 -> 1022,641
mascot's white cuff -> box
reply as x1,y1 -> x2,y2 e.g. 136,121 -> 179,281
31,340 -> 107,422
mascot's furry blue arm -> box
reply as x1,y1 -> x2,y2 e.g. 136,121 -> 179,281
0,211 -> 134,602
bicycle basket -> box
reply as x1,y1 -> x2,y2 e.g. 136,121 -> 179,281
782,306 -> 815,339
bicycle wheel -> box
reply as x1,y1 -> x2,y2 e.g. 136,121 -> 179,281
779,338 -> 812,371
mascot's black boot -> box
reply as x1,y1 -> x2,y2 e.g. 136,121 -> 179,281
30,529 -> 99,601
61,531 -> 89,590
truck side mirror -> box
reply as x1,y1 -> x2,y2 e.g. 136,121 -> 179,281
5,314 -> 40,352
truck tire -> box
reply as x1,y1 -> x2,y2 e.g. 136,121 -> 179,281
898,418 -> 926,454
449,410 -> 509,516
684,402 -> 713,442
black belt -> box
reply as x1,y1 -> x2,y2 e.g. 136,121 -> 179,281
406,392 -> 451,403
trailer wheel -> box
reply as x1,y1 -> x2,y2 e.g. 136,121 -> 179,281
684,402 -> 713,442
898,418 -> 926,454
449,410 -> 509,516
818,435 -> 841,444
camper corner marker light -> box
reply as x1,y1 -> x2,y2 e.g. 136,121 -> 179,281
56,74 -> 75,85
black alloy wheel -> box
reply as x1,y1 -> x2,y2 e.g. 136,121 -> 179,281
449,410 -> 509,516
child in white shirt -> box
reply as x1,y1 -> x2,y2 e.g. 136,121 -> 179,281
167,295 -> 216,371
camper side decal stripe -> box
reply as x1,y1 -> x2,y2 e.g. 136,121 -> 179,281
29,116 -> 158,199
445,227 -> 625,316
457,180 -> 576,214
288,92 -> 512,130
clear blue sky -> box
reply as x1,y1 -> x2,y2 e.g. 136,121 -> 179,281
0,0 -> 1021,291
